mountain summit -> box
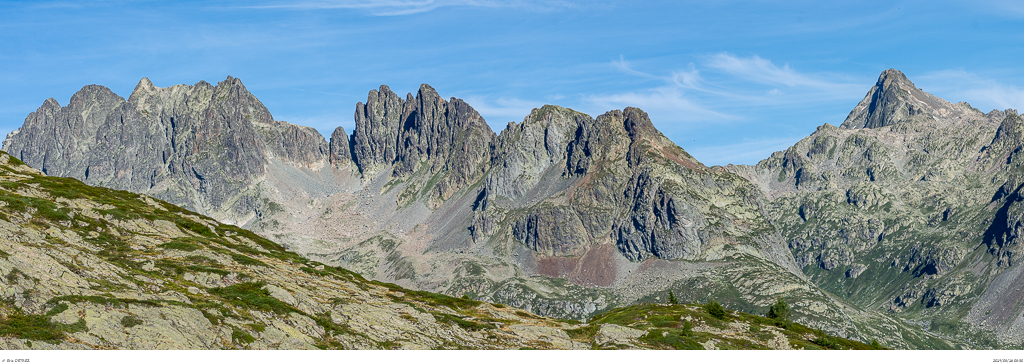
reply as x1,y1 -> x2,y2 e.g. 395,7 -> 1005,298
841,69 -> 961,129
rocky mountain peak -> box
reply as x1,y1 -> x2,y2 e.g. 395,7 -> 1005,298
878,68 -> 912,86
132,77 -> 157,95
351,85 -> 405,174
416,83 -> 441,101
350,83 -> 494,203
70,84 -> 121,106
622,107 -> 658,140
841,68 -> 954,129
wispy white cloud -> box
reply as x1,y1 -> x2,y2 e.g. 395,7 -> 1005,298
585,87 -> 734,123
705,53 -> 863,97
917,69 -> 1024,112
583,53 -> 865,128
668,66 -> 703,90
611,55 -> 660,80
240,0 -> 573,16
584,55 -> 734,124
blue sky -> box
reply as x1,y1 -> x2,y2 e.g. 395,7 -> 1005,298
2,0 -> 1024,165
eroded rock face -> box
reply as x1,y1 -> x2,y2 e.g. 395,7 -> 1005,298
513,205 -> 591,257
350,85 -> 494,203
985,177 -> 1024,268
351,86 -> 406,173
329,126 -> 352,168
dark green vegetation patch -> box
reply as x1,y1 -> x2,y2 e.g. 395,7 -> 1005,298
584,303 -> 883,350
208,282 -> 297,315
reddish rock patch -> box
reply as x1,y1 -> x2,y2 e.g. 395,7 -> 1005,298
537,255 -> 580,278
536,244 -> 618,287
660,145 -> 703,172
570,244 -> 617,287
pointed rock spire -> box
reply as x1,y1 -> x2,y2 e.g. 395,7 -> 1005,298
329,126 -> 352,167
841,69 -> 950,129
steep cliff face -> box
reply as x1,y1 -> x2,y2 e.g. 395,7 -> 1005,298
350,85 -> 494,205
736,69 -> 1024,347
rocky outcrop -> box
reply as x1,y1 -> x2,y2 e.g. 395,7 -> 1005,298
512,205 -> 591,257
486,105 -> 590,201
351,86 -> 406,173
985,178 -> 1024,268
350,85 -> 494,203
328,126 -> 352,168
254,119 -> 330,169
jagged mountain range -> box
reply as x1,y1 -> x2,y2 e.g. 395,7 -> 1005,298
4,69 -> 1022,348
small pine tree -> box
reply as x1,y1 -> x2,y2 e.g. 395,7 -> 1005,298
668,291 -> 678,305
767,297 -> 790,322
870,339 -> 883,350
704,300 -> 726,319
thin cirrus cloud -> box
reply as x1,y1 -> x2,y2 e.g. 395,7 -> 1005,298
704,53 -> 864,99
583,56 -> 734,123
916,69 -> 1024,113
582,53 -> 866,128
241,0 -> 573,15
584,88 -> 735,123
